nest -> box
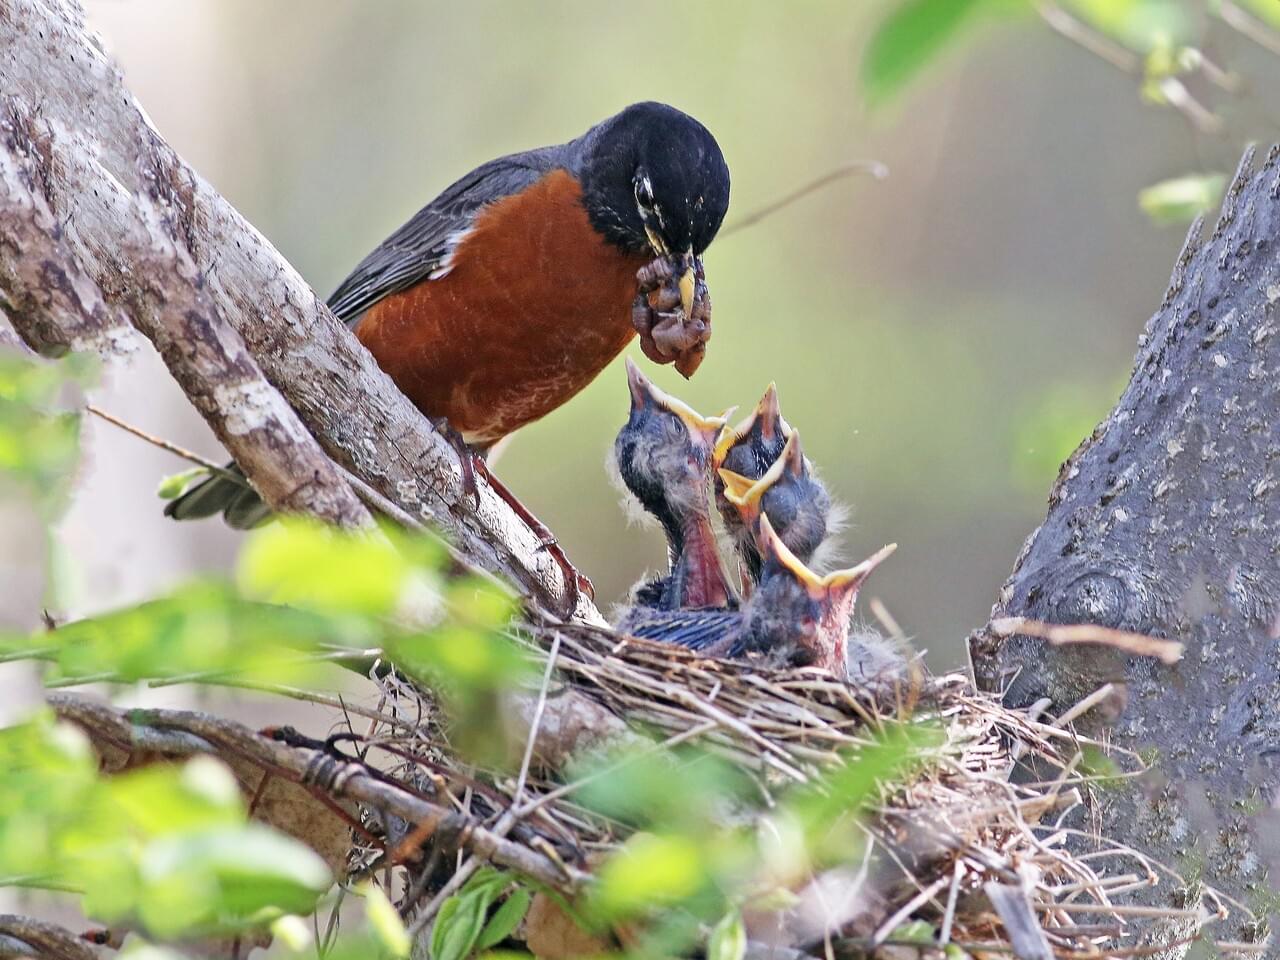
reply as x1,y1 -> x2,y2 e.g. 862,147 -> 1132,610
352,617 -> 1258,960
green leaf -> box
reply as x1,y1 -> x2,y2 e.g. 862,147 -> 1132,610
42,581 -> 374,684
0,353 -> 94,519
475,888 -> 531,952
593,833 -> 707,919
270,915 -> 314,952
785,723 -> 941,866
156,467 -> 209,500
861,0 -> 989,107
238,517 -> 435,617
360,881 -> 412,958
133,824 -> 331,936
708,910 -> 746,960
430,888 -> 492,960
1138,172 -> 1226,225
105,756 -> 244,836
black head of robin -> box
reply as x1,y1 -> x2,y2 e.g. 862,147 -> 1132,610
579,102 -> 730,262
718,429 -> 833,587
613,357 -> 737,610
738,515 -> 895,673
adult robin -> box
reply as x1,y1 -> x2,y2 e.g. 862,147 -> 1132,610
717,429 -> 834,587
619,515 -> 894,675
166,101 -> 731,600
612,358 -> 736,611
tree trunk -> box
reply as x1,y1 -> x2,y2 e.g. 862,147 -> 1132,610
970,145 -> 1280,953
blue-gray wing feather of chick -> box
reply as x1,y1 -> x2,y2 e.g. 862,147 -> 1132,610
325,144 -> 573,323
616,607 -> 742,653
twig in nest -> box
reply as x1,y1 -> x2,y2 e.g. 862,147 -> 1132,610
989,616 -> 1183,664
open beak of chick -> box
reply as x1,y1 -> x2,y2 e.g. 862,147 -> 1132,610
756,513 -> 894,606
755,513 -> 895,672
625,356 -> 733,454
713,382 -> 790,473
717,429 -> 807,528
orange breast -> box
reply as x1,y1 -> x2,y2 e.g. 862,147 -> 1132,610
355,170 -> 649,447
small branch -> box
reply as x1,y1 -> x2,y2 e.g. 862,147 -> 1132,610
1035,1 -> 1141,74
46,693 -> 588,894
988,617 -> 1184,665
0,916 -> 100,960
720,162 -> 888,237
1217,0 -> 1280,57
85,404 -> 243,481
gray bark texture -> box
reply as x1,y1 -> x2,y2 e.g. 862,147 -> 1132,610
0,99 -> 372,529
970,145 -> 1280,954
0,0 -> 602,622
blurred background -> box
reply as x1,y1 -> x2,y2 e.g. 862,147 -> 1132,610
6,0 -> 1279,667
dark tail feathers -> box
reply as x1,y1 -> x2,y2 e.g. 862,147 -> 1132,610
164,462 -> 273,529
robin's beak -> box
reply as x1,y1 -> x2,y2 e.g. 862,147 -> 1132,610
713,382 -> 790,469
755,513 -> 896,604
678,264 -> 696,319
624,357 -> 732,450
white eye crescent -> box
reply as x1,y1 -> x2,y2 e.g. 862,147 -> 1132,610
634,174 -> 655,211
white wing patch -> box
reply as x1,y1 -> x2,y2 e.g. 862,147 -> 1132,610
427,228 -> 475,280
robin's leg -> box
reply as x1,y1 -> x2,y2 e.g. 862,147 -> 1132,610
433,419 -> 593,619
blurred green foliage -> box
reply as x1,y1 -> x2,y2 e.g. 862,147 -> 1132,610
430,868 -> 532,960
0,353 -> 92,518
0,713 -> 330,936
1138,173 -> 1228,225
564,723 -> 940,954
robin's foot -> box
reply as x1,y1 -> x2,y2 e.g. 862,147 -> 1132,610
433,418 -> 482,508
434,418 -> 590,618
468,458 -> 593,618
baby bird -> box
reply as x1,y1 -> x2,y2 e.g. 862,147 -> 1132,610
619,515 -> 894,675
713,382 -> 790,482
718,429 -> 832,587
613,357 -> 737,610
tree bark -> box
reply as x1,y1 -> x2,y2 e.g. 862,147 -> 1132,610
0,100 -> 372,529
0,0 -> 601,623
970,145 -> 1280,953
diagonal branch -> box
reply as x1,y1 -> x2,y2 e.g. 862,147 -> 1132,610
0,0 -> 602,622
0,101 -> 371,529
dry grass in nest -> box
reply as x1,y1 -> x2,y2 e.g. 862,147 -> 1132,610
353,617 -> 1262,959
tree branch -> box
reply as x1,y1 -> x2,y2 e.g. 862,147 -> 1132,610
0,0 -> 602,622
0,100 -> 371,528
46,692 -> 590,894
0,917 -> 100,960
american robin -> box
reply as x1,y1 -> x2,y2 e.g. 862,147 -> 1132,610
612,357 -> 736,611
717,428 -> 833,587
166,101 -> 731,597
618,515 -> 894,675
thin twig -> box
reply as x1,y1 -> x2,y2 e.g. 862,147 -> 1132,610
720,162 -> 888,237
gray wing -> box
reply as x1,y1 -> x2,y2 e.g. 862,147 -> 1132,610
617,607 -> 742,653
326,144 -> 573,323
